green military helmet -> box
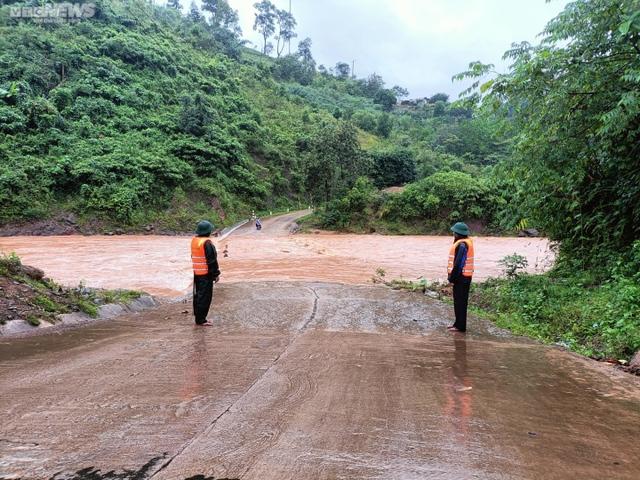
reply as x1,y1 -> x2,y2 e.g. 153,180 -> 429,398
450,222 -> 470,236
195,220 -> 214,236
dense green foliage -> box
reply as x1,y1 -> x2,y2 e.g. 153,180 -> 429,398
0,0 -> 503,232
458,0 -> 640,269
313,169 -> 501,234
371,148 -> 416,188
0,0 -> 268,227
452,0 -> 640,360
472,242 -> 640,359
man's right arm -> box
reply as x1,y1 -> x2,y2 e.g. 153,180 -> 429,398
204,241 -> 221,280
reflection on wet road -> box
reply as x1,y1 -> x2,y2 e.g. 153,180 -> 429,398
1,282 -> 639,479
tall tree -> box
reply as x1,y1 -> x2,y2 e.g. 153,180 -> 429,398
306,122 -> 368,202
392,85 -> 409,99
456,0 -> 640,262
371,148 -> 416,188
297,37 -> 315,83
297,37 -> 314,64
374,89 -> 397,111
335,62 -> 350,79
188,1 -> 202,22
201,0 -> 218,15
166,0 -> 181,10
253,0 -> 277,55
202,0 -> 241,34
428,92 -> 449,103
362,73 -> 385,97
275,9 -> 297,58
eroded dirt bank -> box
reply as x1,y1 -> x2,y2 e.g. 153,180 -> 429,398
1,282 -> 639,480
0,212 -> 551,296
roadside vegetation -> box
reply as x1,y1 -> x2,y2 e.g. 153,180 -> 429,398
472,254 -> 640,361
463,0 -> 640,361
0,253 -> 142,325
303,170 -> 502,235
384,245 -> 640,361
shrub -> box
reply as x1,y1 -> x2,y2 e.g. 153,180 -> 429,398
0,252 -> 21,276
33,295 -> 67,314
371,148 -> 416,188
387,170 -> 494,223
498,253 -> 529,279
473,266 -> 640,360
319,177 -> 376,229
352,110 -> 377,133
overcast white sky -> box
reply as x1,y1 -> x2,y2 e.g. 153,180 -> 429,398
175,0 -> 569,99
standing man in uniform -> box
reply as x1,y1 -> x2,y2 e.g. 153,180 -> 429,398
191,220 -> 221,327
447,222 -> 474,333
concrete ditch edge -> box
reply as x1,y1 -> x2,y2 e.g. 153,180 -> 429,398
0,295 -> 159,337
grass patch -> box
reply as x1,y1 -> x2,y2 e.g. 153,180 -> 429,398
471,272 -> 640,360
97,289 -> 142,305
2,254 -> 151,326
0,252 -> 22,276
32,295 -> 68,314
76,299 -> 99,318
383,264 -> 640,362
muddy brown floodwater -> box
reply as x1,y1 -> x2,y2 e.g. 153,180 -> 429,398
0,211 -> 552,296
2,212 -> 639,480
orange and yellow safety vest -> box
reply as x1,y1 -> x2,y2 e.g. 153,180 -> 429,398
447,238 -> 474,278
191,237 -> 210,276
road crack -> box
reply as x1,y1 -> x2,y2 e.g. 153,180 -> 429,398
301,286 -> 319,330
149,286 -> 320,479
0,438 -> 39,447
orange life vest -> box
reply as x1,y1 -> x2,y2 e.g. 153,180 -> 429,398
447,238 -> 474,278
191,237 -> 209,276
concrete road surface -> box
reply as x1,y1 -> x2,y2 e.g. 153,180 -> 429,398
1,282 -> 639,479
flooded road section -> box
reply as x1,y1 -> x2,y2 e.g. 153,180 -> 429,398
1,282 -> 639,479
2,213 -> 637,479
0,212 -> 551,296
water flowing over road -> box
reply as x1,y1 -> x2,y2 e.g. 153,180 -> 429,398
0,211 -> 551,296
1,213 -> 638,480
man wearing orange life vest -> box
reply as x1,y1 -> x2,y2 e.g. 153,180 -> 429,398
447,222 -> 474,333
191,220 -> 221,327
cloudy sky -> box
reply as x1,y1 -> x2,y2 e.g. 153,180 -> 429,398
176,0 -> 569,99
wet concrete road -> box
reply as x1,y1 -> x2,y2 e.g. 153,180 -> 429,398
2,282 -> 640,479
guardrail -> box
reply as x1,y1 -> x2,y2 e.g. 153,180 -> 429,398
217,219 -> 249,240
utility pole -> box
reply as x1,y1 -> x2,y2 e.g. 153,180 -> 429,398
352,59 -> 355,79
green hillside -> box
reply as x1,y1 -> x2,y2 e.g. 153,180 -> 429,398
0,0 -> 503,232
